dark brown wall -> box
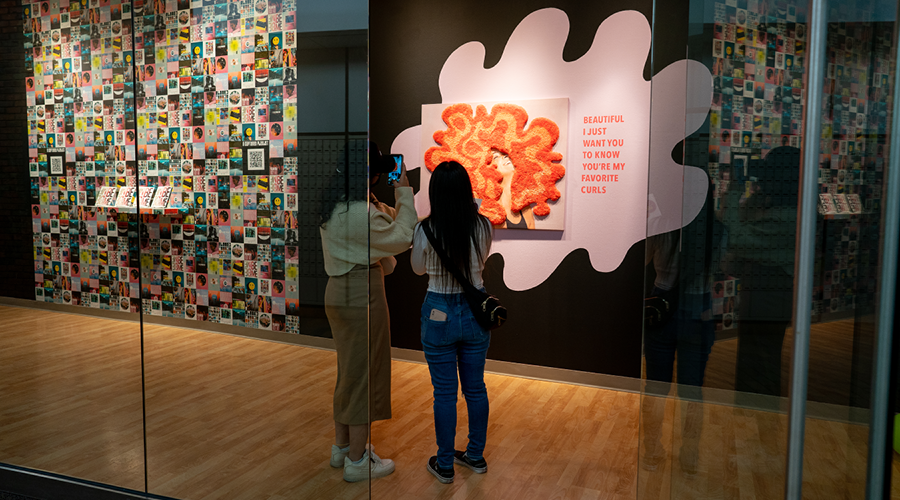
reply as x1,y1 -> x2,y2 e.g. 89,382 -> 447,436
0,0 -> 33,300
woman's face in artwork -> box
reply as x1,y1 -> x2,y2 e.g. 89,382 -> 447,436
491,150 -> 515,177
490,150 -> 527,225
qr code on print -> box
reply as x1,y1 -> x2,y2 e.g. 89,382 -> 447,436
50,156 -> 63,175
247,148 -> 265,171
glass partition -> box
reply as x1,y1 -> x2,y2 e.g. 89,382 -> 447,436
5,0 -> 147,490
12,0 -> 373,496
0,307 -> 145,491
8,1 -> 900,498
802,2 -> 896,497
639,0 -> 899,498
138,0 -> 372,497
640,0 -> 799,489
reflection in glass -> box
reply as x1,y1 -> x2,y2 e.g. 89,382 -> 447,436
641,0 -> 897,497
642,0 -> 805,495
643,228 -> 718,476
800,5 -> 896,497
720,147 -> 799,402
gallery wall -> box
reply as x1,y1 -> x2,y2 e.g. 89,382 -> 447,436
11,0 -> 699,378
22,0 -> 354,335
370,0 -> 693,377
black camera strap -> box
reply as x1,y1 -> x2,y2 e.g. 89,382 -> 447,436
420,221 -> 479,295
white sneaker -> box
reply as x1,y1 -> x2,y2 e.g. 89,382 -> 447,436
343,450 -> 395,482
331,443 -> 374,468
331,445 -> 350,468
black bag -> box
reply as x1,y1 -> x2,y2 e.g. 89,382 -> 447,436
643,287 -> 678,330
643,295 -> 673,329
421,223 -> 507,330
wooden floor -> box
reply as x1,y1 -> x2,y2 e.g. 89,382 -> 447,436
0,305 -> 896,499
703,319 -> 867,407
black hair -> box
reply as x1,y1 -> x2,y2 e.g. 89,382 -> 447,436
424,161 -> 491,286
319,139 -> 370,228
747,146 -> 801,208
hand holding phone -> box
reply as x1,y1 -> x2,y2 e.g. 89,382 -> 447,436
386,154 -> 408,187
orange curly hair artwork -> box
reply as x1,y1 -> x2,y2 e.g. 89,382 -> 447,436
424,103 -> 566,229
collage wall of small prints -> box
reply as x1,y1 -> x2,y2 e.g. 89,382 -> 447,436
706,0 -> 889,323
22,0 -> 358,334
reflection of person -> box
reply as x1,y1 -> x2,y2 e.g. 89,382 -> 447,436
411,161 -> 493,484
642,220 -> 721,476
719,147 -> 800,401
319,142 -> 416,482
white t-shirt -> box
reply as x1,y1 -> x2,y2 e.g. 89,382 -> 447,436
410,221 -> 492,293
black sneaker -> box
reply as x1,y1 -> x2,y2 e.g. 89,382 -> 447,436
427,456 -> 454,484
454,451 -> 487,473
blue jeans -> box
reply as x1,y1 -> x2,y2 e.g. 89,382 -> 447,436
420,291 -> 491,469
643,290 -> 715,401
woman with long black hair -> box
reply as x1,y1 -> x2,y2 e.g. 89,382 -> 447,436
411,160 -> 493,484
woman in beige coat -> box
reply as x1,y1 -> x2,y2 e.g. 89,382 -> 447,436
319,144 -> 417,482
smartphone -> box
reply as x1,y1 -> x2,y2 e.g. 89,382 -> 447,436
429,308 -> 448,322
387,154 -> 403,184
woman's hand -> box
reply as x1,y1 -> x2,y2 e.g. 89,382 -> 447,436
391,161 -> 410,188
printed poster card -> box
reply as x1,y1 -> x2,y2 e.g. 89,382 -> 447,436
833,193 -> 851,214
114,186 -> 136,208
847,193 -> 863,214
138,186 -> 155,207
818,193 -> 837,215
96,186 -> 119,207
48,148 -> 66,175
241,140 -> 270,175
167,188 -> 185,209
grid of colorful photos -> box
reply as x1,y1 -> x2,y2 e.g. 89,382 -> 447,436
706,0 -> 809,330
708,0 -> 807,183
813,14 -> 890,317
26,0 -> 301,333
706,0 -> 890,321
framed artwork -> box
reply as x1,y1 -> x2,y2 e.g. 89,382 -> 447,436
420,98 -> 569,230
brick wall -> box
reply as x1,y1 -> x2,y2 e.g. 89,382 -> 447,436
0,0 -> 33,300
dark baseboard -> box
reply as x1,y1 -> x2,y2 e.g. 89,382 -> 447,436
0,465 -> 174,500
0,491 -> 39,500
